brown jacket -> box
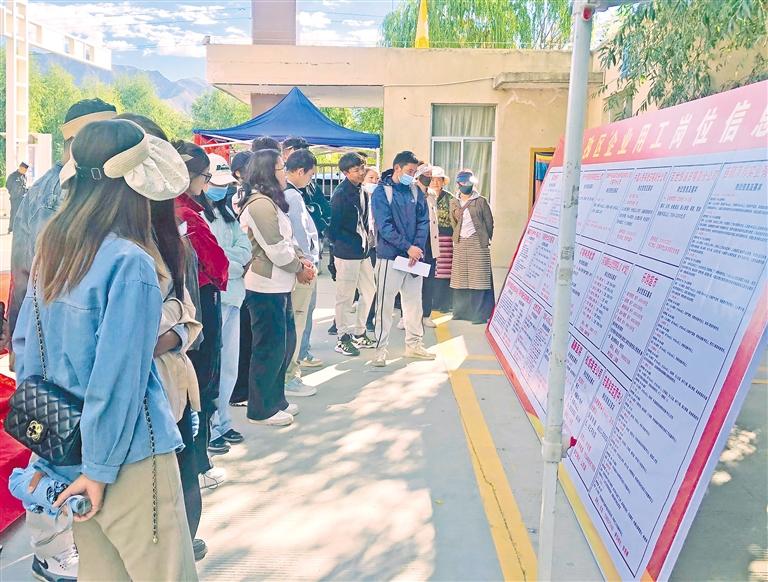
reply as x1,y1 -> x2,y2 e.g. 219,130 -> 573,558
450,193 -> 494,247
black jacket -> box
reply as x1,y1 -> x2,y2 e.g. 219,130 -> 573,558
6,171 -> 27,199
328,178 -> 369,260
301,182 -> 331,236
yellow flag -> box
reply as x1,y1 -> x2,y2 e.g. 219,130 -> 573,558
415,0 -> 429,48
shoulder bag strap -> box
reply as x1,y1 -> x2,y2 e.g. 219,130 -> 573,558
31,275 -> 48,381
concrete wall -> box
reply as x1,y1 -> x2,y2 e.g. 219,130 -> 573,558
381,81 -> 570,266
207,44 -> 603,267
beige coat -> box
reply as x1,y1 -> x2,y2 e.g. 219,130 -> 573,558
425,190 -> 441,259
155,278 -> 203,422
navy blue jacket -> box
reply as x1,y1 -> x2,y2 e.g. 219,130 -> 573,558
371,174 -> 429,261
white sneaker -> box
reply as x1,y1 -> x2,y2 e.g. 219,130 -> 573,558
372,350 -> 388,367
28,512 -> 78,582
299,357 -> 324,368
285,378 -> 317,397
423,317 -> 437,328
397,317 -> 405,330
248,410 -> 294,426
405,344 -> 436,360
285,403 -> 300,416
32,548 -> 78,582
200,467 -> 227,490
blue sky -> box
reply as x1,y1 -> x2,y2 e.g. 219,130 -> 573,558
29,1 -> 403,80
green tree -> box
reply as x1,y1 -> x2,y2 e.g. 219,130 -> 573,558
113,74 -> 191,141
29,63 -> 82,161
191,89 -> 251,130
381,0 -> 571,49
321,107 -> 355,128
599,0 -> 768,118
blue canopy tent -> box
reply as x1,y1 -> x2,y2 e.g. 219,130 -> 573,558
192,87 -> 381,150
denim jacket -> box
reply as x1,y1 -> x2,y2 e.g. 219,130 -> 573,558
12,236 -> 183,484
9,163 -> 65,334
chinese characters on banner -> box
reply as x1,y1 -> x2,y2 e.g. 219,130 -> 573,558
487,81 -> 768,581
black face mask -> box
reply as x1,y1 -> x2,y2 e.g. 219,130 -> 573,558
459,184 -> 474,195
418,175 -> 431,187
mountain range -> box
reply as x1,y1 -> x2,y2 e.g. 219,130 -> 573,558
32,52 -> 211,113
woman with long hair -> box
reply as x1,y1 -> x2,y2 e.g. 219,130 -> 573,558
12,119 -> 197,580
240,149 -> 315,426
116,113 -> 207,559
450,170 -> 495,324
173,141 -> 229,476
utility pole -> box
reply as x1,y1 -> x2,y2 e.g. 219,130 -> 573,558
536,1 -> 635,580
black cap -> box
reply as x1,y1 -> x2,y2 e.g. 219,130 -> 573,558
64,97 -> 117,123
231,151 -> 252,176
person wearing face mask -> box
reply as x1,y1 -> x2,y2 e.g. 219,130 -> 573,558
199,154 -> 252,456
328,153 -> 377,357
430,169 -> 455,313
413,163 -> 442,329
362,167 -> 380,332
283,148 -> 323,396
173,141 -> 230,477
450,170 -> 495,324
370,150 -> 436,367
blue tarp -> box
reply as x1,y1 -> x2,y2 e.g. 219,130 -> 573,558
193,87 -> 381,149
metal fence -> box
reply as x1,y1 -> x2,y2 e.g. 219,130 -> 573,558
313,164 -> 344,200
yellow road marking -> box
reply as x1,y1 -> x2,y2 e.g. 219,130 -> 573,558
436,324 -> 537,581
467,355 -> 499,362
753,378 -> 768,384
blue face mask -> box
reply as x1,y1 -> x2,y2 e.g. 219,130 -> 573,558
399,173 -> 414,187
206,185 -> 228,202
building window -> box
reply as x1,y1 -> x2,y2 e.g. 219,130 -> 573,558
431,105 -> 495,199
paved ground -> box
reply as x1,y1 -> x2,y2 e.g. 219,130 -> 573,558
0,264 -> 766,581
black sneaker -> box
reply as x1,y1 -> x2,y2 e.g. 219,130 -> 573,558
353,333 -> 375,349
193,538 -> 208,561
222,429 -> 244,444
335,334 -> 360,356
207,437 -> 231,455
328,321 -> 338,335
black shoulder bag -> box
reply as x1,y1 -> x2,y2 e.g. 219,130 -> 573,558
5,280 -> 83,465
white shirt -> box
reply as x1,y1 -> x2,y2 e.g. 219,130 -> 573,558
459,194 -> 480,239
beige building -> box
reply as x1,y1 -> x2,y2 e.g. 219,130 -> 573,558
208,43 -> 609,266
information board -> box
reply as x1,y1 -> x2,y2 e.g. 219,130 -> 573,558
487,81 -> 768,581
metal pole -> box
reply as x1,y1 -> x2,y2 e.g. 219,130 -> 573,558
536,1 -> 594,580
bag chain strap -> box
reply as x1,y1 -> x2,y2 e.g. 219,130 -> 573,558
142,395 -> 159,544
31,276 -> 48,381
33,274 -> 158,544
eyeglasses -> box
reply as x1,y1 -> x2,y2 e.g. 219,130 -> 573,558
201,172 -> 212,184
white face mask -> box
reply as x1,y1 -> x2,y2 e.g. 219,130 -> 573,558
362,182 -> 377,195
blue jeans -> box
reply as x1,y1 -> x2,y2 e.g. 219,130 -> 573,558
299,280 -> 318,360
210,304 -> 241,441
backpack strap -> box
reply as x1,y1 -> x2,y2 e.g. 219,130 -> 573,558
384,184 -> 419,204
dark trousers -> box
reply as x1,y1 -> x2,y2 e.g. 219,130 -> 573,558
422,258 -> 438,317
8,195 -> 22,233
176,404 -> 202,538
188,284 -> 222,474
245,291 -> 294,421
230,307 -> 252,404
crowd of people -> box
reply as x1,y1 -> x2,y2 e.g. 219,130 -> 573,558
2,96 -> 495,582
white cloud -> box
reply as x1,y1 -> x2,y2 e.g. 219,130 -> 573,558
321,0 -> 351,7
27,1 -> 235,58
342,19 -> 376,27
347,27 -> 380,46
299,28 -> 341,45
297,11 -> 331,29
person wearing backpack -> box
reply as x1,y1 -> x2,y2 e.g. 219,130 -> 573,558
370,151 -> 437,367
